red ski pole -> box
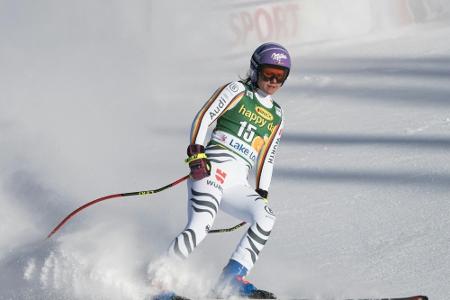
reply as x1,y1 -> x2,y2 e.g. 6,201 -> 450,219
47,175 -> 189,239
47,174 -> 245,239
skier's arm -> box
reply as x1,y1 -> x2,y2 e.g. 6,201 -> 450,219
255,117 -> 284,192
190,82 -> 245,145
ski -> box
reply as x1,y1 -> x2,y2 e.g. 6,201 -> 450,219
293,296 -> 428,300
147,292 -> 191,300
343,296 -> 428,300
152,294 -> 427,300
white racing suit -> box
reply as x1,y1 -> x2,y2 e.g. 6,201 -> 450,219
168,81 -> 284,272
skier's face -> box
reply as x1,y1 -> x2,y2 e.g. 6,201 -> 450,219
257,66 -> 287,95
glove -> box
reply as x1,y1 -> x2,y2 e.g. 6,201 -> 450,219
255,188 -> 268,199
186,144 -> 211,180
256,188 -> 269,204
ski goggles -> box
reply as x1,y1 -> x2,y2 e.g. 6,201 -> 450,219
259,66 -> 288,83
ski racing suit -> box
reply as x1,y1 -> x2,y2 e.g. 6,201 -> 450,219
168,81 -> 284,272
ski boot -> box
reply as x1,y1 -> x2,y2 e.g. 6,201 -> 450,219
214,259 -> 276,299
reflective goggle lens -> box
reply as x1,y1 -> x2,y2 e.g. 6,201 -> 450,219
260,67 -> 287,83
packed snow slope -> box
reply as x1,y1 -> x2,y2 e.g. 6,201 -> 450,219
1,2 -> 450,300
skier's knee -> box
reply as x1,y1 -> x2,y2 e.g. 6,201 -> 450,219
253,205 -> 276,232
264,204 -> 276,221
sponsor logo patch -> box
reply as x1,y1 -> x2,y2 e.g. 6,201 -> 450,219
207,179 -> 224,192
215,169 -> 227,184
209,97 -> 227,120
255,106 -> 274,121
271,53 -> 288,64
215,131 -> 227,142
229,138 -> 257,162
238,104 -> 267,128
229,82 -> 239,92
275,107 -> 282,117
264,205 -> 275,216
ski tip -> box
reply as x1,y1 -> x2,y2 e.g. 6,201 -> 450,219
290,295 -> 429,300
342,295 -> 429,300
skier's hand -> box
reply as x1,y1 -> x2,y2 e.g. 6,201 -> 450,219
255,188 -> 268,198
186,144 -> 211,180
255,188 -> 269,204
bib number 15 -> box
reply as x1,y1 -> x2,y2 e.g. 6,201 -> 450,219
238,121 -> 257,143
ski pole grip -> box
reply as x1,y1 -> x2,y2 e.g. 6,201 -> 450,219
187,144 -> 205,155
186,144 -> 207,164
185,152 -> 208,164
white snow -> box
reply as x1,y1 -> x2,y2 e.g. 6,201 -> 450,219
1,1 -> 449,299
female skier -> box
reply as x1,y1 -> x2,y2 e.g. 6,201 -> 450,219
153,42 -> 291,300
